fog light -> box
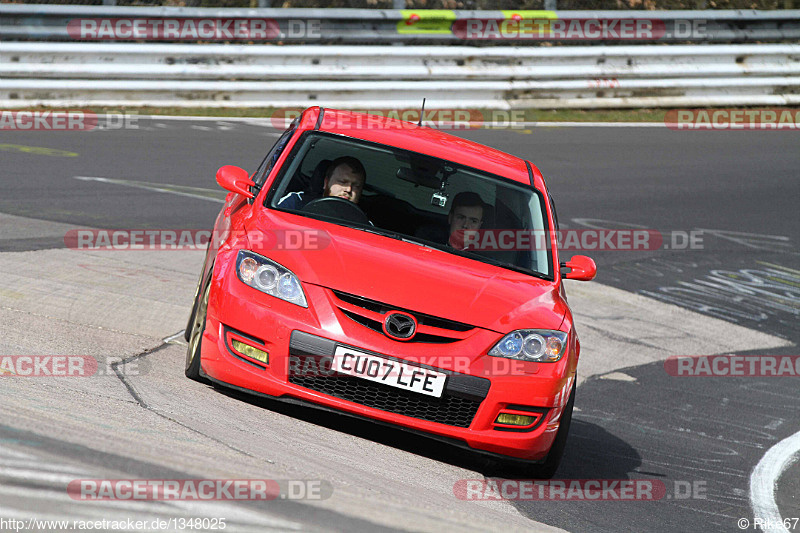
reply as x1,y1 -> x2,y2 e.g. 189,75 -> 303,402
231,339 -> 269,365
495,413 -> 537,426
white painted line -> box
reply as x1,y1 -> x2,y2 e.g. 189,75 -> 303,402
103,113 -> 668,129
750,429 -> 800,533
0,458 -> 85,474
0,446 -> 35,460
135,114 -> 276,126
564,280 -> 791,385
74,176 -> 225,204
598,372 -> 637,381
0,467 -> 78,484
164,330 -> 187,345
765,419 -> 784,431
71,113 -> 279,128
0,486 -> 184,514
436,121 -> 668,128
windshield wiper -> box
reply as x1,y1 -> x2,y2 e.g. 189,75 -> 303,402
358,226 -> 431,248
457,250 -> 551,280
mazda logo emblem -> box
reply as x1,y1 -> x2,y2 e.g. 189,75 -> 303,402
384,312 -> 416,340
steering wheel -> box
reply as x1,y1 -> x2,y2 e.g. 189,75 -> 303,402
302,196 -> 371,225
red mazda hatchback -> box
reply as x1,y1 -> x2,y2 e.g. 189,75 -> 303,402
185,107 -> 596,477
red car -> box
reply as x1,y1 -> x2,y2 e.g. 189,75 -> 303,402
185,107 -> 596,477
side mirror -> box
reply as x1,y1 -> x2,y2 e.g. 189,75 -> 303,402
216,165 -> 255,199
561,255 -> 597,281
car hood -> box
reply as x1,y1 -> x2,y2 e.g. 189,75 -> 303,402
247,213 -> 566,333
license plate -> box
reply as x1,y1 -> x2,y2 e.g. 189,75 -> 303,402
331,346 -> 447,398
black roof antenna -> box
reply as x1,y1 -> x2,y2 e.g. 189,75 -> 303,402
417,98 -> 426,127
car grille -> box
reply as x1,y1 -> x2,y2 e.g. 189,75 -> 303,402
288,353 -> 482,428
331,290 -> 476,344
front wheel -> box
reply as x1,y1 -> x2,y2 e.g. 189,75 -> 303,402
185,278 -> 211,383
482,380 -> 576,480
526,379 -> 576,479
183,270 -> 204,343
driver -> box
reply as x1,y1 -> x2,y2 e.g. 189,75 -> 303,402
278,156 -> 366,209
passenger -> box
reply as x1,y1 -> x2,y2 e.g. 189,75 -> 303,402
446,191 -> 485,249
278,156 -> 366,209
416,191 -> 486,249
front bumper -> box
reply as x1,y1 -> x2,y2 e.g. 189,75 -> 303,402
200,266 -> 575,461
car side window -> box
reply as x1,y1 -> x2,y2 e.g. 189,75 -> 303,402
253,120 -> 298,188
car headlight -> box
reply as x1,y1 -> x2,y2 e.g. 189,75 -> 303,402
489,330 -> 568,362
236,250 -> 308,308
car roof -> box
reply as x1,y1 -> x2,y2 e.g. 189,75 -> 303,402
297,107 -> 546,190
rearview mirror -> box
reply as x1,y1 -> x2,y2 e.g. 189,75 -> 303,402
561,255 -> 597,281
216,165 -> 255,199
396,167 -> 442,189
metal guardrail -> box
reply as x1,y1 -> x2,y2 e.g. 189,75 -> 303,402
2,42 -> 799,109
1,5 -> 800,43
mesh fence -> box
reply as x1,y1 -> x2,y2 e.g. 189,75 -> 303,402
0,0 -> 795,8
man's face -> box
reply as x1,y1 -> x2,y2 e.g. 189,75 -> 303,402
324,164 -> 364,204
449,205 -> 483,235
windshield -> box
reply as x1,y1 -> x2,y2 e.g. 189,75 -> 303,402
267,132 -> 552,279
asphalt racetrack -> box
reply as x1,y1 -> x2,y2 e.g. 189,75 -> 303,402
0,118 -> 798,532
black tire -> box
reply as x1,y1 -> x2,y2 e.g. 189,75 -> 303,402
481,379 -> 576,480
184,271 -> 204,342
185,278 -> 211,383
525,379 -> 576,479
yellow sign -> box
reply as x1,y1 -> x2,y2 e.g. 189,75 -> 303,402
500,10 -> 557,35
397,10 -> 456,35
501,10 -> 557,19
